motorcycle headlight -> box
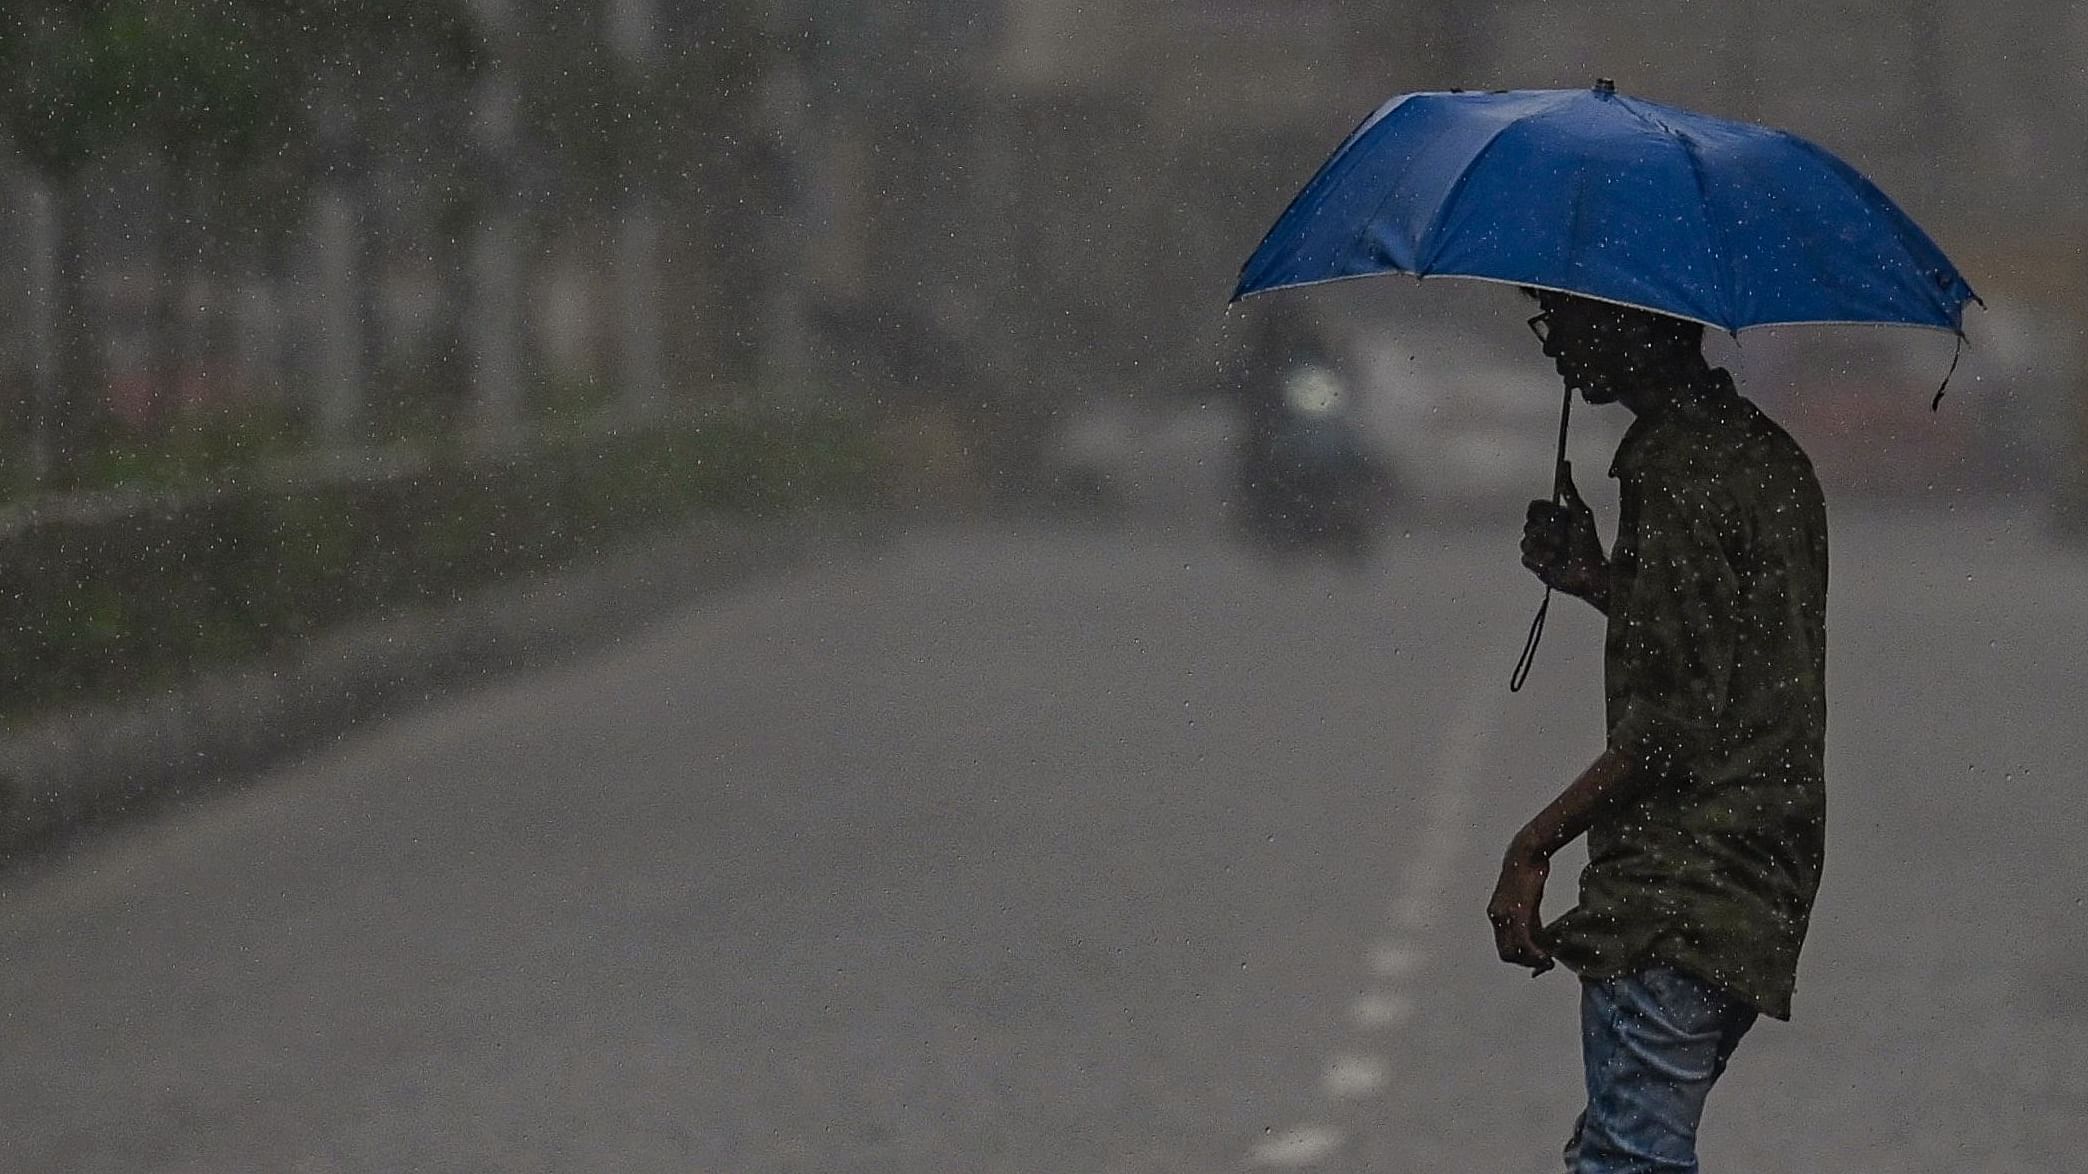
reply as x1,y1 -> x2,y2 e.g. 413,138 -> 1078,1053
1283,365 -> 1346,416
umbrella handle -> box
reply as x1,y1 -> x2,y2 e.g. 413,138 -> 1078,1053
1511,381 -> 1576,693
1551,378 -> 1574,505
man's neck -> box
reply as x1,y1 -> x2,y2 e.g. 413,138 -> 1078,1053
1619,353 -> 1718,418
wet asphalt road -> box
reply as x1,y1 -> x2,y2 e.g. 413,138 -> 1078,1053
1,494 -> 2084,1173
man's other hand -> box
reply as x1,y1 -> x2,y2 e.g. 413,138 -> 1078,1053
1521,462 -> 1605,601
1487,836 -> 1555,975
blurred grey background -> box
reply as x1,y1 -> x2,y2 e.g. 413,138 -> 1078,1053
0,1 -> 2077,501
0,2 -> 2082,1172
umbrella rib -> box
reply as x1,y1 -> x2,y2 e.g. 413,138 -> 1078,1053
1346,98 -> 1461,276
1235,95 -> 1424,300
1671,131 -> 1739,334
1406,111 -> 1540,275
1777,132 -> 1978,332
1613,95 -> 1736,329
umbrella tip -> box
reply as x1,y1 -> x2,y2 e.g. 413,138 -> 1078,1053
1594,77 -> 1616,95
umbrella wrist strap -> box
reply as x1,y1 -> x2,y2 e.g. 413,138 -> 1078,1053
1511,379 -> 1574,694
1510,586 -> 1551,693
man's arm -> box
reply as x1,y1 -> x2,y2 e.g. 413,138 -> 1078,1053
1486,746 -> 1649,973
1492,476 -> 1741,973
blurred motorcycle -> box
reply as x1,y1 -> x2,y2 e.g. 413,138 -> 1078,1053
1232,359 -> 1390,558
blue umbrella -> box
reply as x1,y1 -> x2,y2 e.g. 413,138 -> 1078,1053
1233,81 -> 1979,334
1232,81 -> 1980,689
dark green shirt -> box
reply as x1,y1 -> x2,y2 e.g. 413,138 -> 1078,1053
1544,370 -> 1828,1020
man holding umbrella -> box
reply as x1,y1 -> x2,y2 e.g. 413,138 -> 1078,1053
1232,81 -> 1974,1171
1489,288 -> 1828,1171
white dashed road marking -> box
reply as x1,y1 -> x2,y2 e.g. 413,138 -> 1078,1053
1321,1054 -> 1391,1099
1349,992 -> 1416,1030
1243,664 -> 1505,1166
1366,941 -> 1425,978
1248,1125 -> 1346,1167
1397,666 -> 1498,924
1391,890 -> 1439,931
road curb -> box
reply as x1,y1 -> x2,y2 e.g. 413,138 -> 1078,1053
0,509 -> 891,856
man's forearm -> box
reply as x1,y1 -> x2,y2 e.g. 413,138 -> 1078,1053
1513,746 -> 1643,859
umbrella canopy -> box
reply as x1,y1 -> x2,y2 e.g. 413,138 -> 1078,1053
1233,82 -> 1979,334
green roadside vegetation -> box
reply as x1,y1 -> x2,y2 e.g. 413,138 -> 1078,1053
0,4 -> 925,732
0,404 -> 884,727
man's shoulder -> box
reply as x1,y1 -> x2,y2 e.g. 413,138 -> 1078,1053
1730,401 -> 1825,504
1633,391 -> 1817,493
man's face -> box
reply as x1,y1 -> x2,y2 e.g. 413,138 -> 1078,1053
1532,296 -> 1646,405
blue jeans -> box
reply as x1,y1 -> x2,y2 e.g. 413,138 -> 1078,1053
1563,966 -> 1758,1173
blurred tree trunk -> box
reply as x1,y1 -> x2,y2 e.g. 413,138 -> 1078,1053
145,155 -> 177,430
466,11 -> 524,447
19,175 -> 57,486
309,73 -> 366,443
468,200 -> 523,445
615,206 -> 665,418
178,174 -> 219,410
669,0 -> 768,387
754,14 -> 812,408
311,183 -> 365,442
610,0 -> 665,422
149,160 -> 218,428
39,171 -> 98,486
229,225 -> 285,407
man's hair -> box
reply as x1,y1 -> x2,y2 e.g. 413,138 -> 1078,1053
1632,307 -> 1705,354
1525,287 -> 1704,355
